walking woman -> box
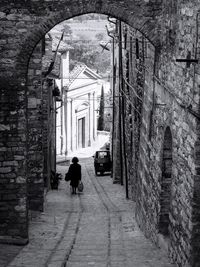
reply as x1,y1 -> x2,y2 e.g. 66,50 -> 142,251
68,157 -> 81,194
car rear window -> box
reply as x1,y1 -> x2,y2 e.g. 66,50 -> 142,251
97,151 -> 109,158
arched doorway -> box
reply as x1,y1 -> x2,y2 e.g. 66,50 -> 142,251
159,126 -> 173,236
0,0 -> 163,244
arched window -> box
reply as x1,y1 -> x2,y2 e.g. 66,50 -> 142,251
159,126 -> 173,236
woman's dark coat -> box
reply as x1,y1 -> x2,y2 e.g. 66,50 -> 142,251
68,163 -> 81,188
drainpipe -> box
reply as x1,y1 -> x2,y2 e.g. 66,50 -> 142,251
118,21 -> 124,186
111,39 -> 115,177
60,62 -> 64,155
106,17 -> 116,177
121,77 -> 129,198
118,21 -> 129,198
54,80 -> 57,174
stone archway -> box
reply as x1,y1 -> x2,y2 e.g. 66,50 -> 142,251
0,0 -> 163,244
15,0 -> 163,77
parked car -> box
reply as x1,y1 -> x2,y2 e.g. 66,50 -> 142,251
93,150 -> 112,176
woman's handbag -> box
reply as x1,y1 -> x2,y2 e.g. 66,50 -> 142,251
78,181 -> 84,192
65,172 -> 71,182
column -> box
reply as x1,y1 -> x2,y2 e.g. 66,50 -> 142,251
64,95 -> 72,155
88,93 -> 91,146
93,91 -> 96,141
70,99 -> 73,151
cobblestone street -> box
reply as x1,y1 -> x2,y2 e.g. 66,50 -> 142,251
1,157 -> 175,267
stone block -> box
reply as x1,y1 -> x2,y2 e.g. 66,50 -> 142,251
5,173 -> 17,179
0,167 -> 11,174
3,161 -> 18,167
2,194 -> 17,201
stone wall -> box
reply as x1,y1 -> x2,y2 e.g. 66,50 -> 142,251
0,0 -> 200,264
27,36 -> 58,210
27,42 -> 44,212
0,32 -> 28,245
0,79 -> 28,244
114,2 -> 200,266
42,78 -> 57,190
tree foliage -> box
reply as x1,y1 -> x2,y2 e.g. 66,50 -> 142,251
95,33 -> 104,41
98,85 -> 105,131
63,24 -> 72,36
72,14 -> 106,21
52,14 -> 111,76
69,40 -> 110,75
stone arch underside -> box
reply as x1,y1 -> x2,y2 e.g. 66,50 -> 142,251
0,0 -> 163,244
0,0 -> 163,78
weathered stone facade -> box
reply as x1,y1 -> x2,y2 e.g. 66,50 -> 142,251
27,42 -> 44,212
27,35 -> 58,212
111,3 -> 200,266
0,15 -> 59,243
0,1 -> 200,266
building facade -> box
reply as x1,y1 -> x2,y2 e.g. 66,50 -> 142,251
111,16 -> 200,267
56,52 -> 102,156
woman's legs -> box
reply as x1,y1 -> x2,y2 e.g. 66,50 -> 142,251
72,187 -> 77,194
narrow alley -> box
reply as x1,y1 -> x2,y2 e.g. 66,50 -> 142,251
2,158 -> 175,267
1,2 -> 200,266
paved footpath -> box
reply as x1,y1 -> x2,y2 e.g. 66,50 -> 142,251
2,158 -> 175,267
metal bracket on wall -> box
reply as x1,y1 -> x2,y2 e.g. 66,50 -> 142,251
186,107 -> 200,120
179,104 -> 200,120
56,101 -> 63,110
176,51 -> 198,68
155,103 -> 166,106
